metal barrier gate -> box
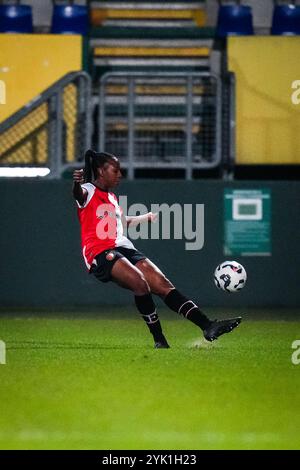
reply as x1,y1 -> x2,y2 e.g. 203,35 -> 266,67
99,72 -> 221,180
0,72 -> 91,178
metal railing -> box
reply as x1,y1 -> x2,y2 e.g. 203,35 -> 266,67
0,71 -> 91,178
221,71 -> 236,179
98,71 -> 222,180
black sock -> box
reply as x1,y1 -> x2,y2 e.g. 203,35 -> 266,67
135,293 -> 165,342
164,288 -> 211,331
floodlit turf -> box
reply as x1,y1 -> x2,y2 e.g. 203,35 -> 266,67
0,309 -> 300,450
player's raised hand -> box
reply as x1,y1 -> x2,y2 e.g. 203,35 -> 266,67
73,169 -> 84,184
148,212 -> 158,223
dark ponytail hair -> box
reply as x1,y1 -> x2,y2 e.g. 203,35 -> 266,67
84,149 -> 117,183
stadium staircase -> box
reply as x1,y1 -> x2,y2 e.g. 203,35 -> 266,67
87,1 -> 221,177
88,1 -> 215,78
0,3 -> 224,178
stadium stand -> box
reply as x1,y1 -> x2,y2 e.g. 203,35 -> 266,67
0,1 -> 228,179
88,1 -> 214,77
2,1 -> 299,179
86,1 -> 221,178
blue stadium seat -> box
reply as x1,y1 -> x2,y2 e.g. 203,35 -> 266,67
271,5 -> 300,35
216,5 -> 254,38
51,5 -> 88,35
0,5 -> 33,33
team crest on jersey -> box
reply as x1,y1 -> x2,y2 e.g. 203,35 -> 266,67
106,251 -> 116,261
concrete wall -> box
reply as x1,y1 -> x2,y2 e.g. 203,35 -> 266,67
0,179 -> 299,309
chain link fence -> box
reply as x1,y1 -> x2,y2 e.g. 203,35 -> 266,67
99,72 -> 221,179
0,72 -> 91,177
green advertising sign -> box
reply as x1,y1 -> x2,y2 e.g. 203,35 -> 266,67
224,189 -> 271,256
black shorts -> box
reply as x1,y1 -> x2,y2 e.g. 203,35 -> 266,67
90,247 -> 147,283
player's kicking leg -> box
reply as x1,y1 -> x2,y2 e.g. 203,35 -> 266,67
111,257 -> 170,348
135,259 -> 242,342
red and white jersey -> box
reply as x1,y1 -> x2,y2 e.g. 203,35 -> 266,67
77,183 -> 135,270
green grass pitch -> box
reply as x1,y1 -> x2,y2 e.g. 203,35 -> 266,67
0,308 -> 300,450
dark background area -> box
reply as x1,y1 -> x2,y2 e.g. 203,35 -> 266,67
1,178 -> 299,309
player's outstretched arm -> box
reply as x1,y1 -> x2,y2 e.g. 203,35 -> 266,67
72,169 -> 87,206
126,212 -> 158,227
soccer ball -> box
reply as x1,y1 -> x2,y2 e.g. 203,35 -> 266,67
214,261 -> 247,293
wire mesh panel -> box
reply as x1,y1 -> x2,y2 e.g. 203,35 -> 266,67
192,76 -> 219,163
0,72 -> 91,177
99,72 -> 221,179
62,76 -> 91,167
0,103 -> 49,166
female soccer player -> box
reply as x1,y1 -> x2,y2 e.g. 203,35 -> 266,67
73,149 -> 241,348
